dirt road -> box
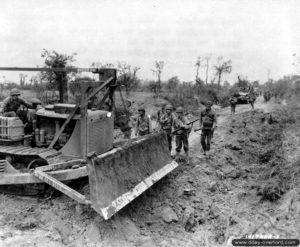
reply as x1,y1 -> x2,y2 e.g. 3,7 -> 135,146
0,97 -> 299,247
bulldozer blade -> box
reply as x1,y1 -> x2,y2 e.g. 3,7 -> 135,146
87,132 -> 178,220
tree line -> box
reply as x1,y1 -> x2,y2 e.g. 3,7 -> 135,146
4,49 -> 300,109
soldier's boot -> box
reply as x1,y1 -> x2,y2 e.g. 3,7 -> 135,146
185,151 -> 189,164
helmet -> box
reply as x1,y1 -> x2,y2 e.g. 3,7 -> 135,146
206,101 -> 213,107
10,88 -> 20,96
138,106 -> 145,112
165,104 -> 173,110
176,106 -> 183,113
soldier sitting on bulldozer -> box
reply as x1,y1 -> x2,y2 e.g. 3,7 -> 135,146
135,106 -> 152,136
2,88 -> 33,120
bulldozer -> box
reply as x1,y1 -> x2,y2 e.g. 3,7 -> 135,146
0,67 -> 178,220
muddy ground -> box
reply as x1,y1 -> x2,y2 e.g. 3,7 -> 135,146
0,96 -> 299,247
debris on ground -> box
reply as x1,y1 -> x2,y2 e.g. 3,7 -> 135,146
0,97 -> 299,246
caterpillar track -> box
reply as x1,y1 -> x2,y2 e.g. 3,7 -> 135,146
0,146 -> 84,196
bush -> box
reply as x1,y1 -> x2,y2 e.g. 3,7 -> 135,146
0,92 -> 6,101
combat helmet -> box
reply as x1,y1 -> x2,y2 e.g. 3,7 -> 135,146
176,106 -> 183,113
10,88 -> 21,96
206,101 -> 213,107
165,104 -> 173,110
138,106 -> 145,112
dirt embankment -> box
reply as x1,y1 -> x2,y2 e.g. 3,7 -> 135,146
120,104 -> 300,246
0,98 -> 299,247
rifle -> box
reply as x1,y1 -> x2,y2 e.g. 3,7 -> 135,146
194,125 -> 218,132
171,118 -> 200,135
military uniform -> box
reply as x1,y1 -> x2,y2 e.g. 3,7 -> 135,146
160,112 -> 174,151
200,108 -> 217,152
173,115 -> 191,154
2,97 -> 32,117
248,94 -> 255,109
230,97 -> 237,114
136,115 -> 151,136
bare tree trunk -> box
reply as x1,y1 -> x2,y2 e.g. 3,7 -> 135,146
57,73 -> 68,103
205,59 -> 209,85
195,66 -> 200,82
157,74 -> 161,96
217,72 -> 222,91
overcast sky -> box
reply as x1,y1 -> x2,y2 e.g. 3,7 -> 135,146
1,0 -> 300,84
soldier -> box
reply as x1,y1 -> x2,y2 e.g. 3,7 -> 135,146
155,104 -> 166,131
116,113 -> 132,139
135,106 -> 152,136
122,100 -> 134,139
248,93 -> 255,110
173,106 -> 191,160
229,95 -> 237,114
199,101 -> 217,155
2,88 -> 32,118
159,104 -> 174,152
24,98 -> 42,134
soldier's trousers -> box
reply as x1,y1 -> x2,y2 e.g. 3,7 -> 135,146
175,134 -> 188,152
230,104 -> 236,114
163,129 -> 172,152
201,129 -> 213,151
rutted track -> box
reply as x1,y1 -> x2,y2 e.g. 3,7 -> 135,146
0,97 -> 299,247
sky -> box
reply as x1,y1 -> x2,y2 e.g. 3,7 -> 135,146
1,0 -> 300,84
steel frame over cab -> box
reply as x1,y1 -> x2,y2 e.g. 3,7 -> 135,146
0,66 -> 178,220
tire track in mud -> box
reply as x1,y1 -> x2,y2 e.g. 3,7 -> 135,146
189,96 -> 267,160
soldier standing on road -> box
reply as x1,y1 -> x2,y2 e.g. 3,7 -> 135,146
135,106 -> 152,136
156,104 -> 166,131
159,104 -> 174,152
199,101 -> 217,155
248,93 -> 255,110
173,107 -> 191,161
2,88 -> 33,118
229,96 -> 237,114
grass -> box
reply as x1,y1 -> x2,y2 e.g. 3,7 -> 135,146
0,89 -> 37,101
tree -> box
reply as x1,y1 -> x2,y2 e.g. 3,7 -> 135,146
117,62 -> 140,97
151,61 -> 164,95
223,80 -> 230,89
204,55 -> 211,85
41,49 -> 77,102
147,80 -> 157,93
237,74 -> 250,89
252,80 -> 260,88
166,76 -> 180,92
19,73 -> 27,88
195,56 -> 203,83
214,57 -> 232,91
